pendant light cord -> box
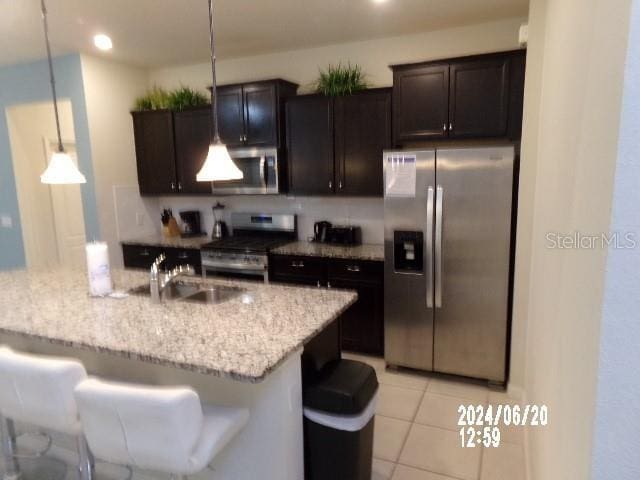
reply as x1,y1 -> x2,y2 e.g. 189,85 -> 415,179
41,0 -> 64,153
208,0 -> 221,144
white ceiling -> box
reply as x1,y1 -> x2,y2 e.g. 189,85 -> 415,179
0,0 -> 528,68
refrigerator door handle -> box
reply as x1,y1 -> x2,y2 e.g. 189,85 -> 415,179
426,186 -> 434,308
435,185 -> 444,308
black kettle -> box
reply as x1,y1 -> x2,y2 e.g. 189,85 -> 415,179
314,221 -> 332,243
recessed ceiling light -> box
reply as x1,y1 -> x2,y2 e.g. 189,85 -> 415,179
372,0 -> 389,3
93,34 -> 112,51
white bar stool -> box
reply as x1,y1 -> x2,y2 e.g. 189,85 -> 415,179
74,378 -> 250,479
0,346 -> 92,480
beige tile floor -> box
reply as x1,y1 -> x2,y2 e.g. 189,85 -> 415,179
341,353 -> 527,480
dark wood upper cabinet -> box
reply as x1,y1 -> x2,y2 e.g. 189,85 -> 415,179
334,89 -> 391,196
216,85 -> 245,147
173,108 -> 212,195
132,110 -> 177,195
243,83 -> 278,146
392,49 -> 526,145
287,89 -> 391,197
449,57 -> 509,138
393,64 -> 449,142
286,95 -> 335,195
210,79 -> 297,148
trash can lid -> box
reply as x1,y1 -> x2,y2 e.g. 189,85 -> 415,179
303,359 -> 379,415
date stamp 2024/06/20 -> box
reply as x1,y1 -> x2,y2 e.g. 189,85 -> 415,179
458,404 -> 548,448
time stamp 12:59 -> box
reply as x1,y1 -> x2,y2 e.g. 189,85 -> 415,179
458,404 -> 548,448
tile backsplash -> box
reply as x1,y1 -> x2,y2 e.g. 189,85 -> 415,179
155,195 -> 385,244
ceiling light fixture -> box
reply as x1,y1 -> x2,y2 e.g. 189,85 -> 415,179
39,0 -> 86,185
196,0 -> 243,183
93,33 -> 113,51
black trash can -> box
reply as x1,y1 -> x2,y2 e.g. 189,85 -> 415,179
303,359 -> 379,480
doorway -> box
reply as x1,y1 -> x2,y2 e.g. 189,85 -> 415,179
5,100 -> 87,269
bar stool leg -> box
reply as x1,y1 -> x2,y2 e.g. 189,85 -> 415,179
0,416 -> 21,480
76,436 -> 94,480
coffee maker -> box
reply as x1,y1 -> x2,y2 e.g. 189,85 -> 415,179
179,211 -> 204,237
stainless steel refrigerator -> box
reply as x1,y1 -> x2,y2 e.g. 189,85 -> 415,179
383,146 -> 515,384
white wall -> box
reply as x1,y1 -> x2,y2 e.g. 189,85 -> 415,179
150,17 -> 525,93
158,195 -> 384,244
591,1 -> 640,478
148,17 -> 524,244
515,0 -> 633,478
80,55 -> 158,267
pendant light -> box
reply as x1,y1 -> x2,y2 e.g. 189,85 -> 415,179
196,0 -> 243,182
39,0 -> 86,185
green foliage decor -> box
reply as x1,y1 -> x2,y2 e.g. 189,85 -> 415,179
133,86 -> 209,111
315,63 -> 367,96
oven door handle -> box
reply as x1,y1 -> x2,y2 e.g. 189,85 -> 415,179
202,261 -> 265,272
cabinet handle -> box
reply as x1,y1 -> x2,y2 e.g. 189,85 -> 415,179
177,182 -> 182,191
317,281 -> 321,288
327,281 -> 331,289
178,252 -> 190,260
329,180 -> 333,190
339,180 -> 343,190
244,134 -> 248,142
291,261 -> 305,268
449,123 -> 453,132
140,249 -> 150,257
346,265 -> 361,272
171,182 -> 176,191
239,134 -> 243,142
443,123 -> 447,132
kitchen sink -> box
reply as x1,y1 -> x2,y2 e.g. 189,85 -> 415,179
180,285 -> 246,305
128,281 -> 245,305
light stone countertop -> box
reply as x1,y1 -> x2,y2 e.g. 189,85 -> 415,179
271,241 -> 385,262
0,268 -> 356,383
121,234 -> 211,249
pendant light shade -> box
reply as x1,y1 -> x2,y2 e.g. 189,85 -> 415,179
39,0 -> 87,185
196,0 -> 243,183
196,144 -> 243,182
40,151 -> 87,184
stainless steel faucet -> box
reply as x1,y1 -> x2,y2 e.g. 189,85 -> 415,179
149,254 -> 195,304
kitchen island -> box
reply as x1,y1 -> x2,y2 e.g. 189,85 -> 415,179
0,268 -> 357,479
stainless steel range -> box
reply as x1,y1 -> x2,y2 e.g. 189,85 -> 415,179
201,213 -> 296,282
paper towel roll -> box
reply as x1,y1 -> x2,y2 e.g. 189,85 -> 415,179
86,242 -> 112,296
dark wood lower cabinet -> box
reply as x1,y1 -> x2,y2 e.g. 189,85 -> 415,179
269,254 -> 384,356
122,244 -> 202,275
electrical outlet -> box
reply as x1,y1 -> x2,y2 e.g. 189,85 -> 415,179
136,212 -> 144,226
0,215 -> 12,229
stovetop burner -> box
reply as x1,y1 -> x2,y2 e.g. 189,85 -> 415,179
202,235 -> 292,254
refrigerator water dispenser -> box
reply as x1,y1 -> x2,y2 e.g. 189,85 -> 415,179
393,231 -> 423,273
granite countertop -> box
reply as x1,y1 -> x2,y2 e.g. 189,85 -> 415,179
121,234 -> 211,249
271,241 -> 385,262
0,269 -> 356,383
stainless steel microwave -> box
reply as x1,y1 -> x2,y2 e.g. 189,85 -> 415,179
211,147 -> 280,195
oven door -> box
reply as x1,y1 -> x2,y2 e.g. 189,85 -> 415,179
211,147 -> 279,195
201,259 -> 268,282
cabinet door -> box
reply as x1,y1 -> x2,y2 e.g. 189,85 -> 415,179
132,111 -> 177,195
122,244 -> 163,269
330,278 -> 384,355
173,108 -> 213,195
334,90 -> 391,196
393,64 -> 449,143
243,83 -> 278,146
269,254 -> 326,285
216,85 -> 245,147
449,57 -> 509,138
286,96 -> 335,195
